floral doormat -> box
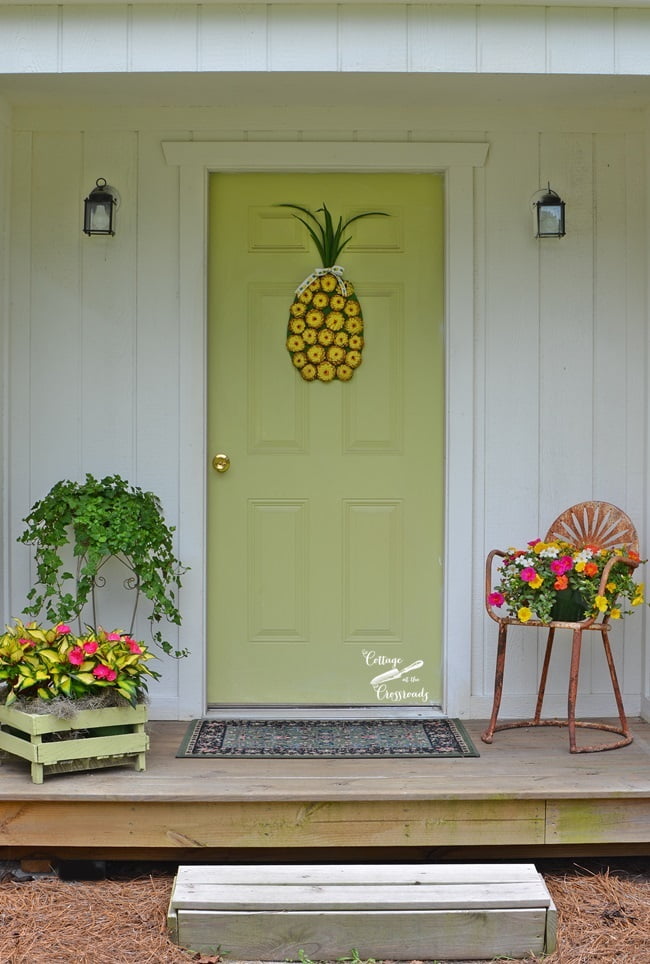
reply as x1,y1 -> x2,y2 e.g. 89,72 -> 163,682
176,718 -> 479,759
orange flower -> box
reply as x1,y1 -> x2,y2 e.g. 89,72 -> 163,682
554,575 -> 569,590
584,561 -> 599,577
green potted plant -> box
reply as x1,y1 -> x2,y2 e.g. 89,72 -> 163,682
0,474 -> 188,782
17,473 -> 187,658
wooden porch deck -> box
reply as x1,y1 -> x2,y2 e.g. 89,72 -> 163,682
2,718 -> 650,862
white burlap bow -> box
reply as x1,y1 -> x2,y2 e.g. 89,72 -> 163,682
295,265 -> 348,298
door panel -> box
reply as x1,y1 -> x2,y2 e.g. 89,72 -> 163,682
207,173 -> 444,706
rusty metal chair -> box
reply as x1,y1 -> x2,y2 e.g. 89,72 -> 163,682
482,502 -> 639,753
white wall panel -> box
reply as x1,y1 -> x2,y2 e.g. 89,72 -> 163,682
61,6 -> 128,71
199,5 -> 268,70
269,5 -> 338,70
130,4 -> 199,70
0,6 -> 59,73
339,5 -> 408,71
615,9 -> 650,75
547,7 -> 615,74
478,5 -> 546,73
0,103 -> 9,624
4,4 -> 650,77
5,102 -> 649,719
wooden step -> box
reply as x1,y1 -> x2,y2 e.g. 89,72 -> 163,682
167,863 -> 557,961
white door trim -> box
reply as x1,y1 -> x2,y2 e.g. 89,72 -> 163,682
163,140 -> 489,719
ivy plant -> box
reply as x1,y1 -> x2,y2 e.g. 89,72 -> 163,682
18,474 -> 188,658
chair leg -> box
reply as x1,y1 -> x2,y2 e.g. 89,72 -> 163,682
534,628 -> 555,723
601,628 -> 631,740
481,623 -> 507,744
567,628 -> 582,753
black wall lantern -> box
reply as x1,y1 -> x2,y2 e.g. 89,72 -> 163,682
533,183 -> 566,239
83,178 -> 118,236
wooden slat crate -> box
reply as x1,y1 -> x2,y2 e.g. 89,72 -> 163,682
0,703 -> 148,784
167,863 -> 557,961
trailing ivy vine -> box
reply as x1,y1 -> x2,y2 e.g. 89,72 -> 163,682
18,474 -> 188,658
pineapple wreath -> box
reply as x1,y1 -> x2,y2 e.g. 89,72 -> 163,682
280,203 -> 388,383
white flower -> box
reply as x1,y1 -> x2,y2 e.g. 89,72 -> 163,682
574,549 -> 593,564
539,546 -> 560,558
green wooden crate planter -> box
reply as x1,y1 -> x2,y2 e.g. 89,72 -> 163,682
0,703 -> 148,784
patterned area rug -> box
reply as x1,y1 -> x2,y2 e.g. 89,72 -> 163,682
177,718 -> 479,759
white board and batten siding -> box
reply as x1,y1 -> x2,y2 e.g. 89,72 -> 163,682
2,4 -> 650,77
167,863 -> 557,960
1,3 -> 649,721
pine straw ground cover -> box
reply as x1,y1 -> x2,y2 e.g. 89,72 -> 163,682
0,858 -> 649,963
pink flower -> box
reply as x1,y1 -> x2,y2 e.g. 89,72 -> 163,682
83,641 -> 98,654
55,623 -> 71,635
527,539 -> 541,547
488,592 -> 505,608
93,664 -> 117,682
125,638 -> 142,655
105,632 -> 122,642
550,556 -> 573,575
520,567 -> 537,583
68,647 -> 85,666
18,637 -> 35,647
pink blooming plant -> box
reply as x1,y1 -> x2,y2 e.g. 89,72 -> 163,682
520,567 -> 537,583
0,620 -> 159,707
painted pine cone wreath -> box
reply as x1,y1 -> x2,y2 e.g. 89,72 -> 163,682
280,203 -> 388,383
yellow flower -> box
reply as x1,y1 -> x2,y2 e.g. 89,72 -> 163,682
345,316 -> 363,335
292,352 -> 307,369
300,363 -> 317,381
330,294 -> 345,311
336,364 -> 354,381
307,344 -> 326,364
594,595 -> 608,612
610,607 -> 621,619
517,606 -> 532,623
327,345 -> 346,365
530,574 -> 543,589
312,292 -> 329,309
289,317 -> 306,334
346,350 -> 362,369
298,289 -> 313,305
306,309 -> 325,328
349,334 -> 364,350
308,278 -> 322,292
326,311 -> 345,331
533,542 -> 547,554
286,334 -> 305,353
344,298 -> 361,317
302,327 -> 317,345
334,331 -> 349,347
575,561 -> 586,573
320,273 -> 338,292
317,361 -> 336,382
633,593 -> 644,606
318,328 -> 335,346
290,302 -> 307,318
606,581 -> 616,593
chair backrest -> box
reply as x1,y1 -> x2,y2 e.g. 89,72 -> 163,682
545,501 -> 639,555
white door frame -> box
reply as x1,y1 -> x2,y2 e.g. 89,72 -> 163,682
163,140 -> 489,720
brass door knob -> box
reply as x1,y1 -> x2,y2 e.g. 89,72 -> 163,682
212,453 -> 231,474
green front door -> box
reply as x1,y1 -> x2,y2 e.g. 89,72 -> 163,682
207,173 -> 444,706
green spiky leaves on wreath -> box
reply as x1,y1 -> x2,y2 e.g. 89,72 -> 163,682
279,203 -> 388,383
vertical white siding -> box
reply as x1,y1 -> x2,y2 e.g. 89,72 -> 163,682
0,97 -> 10,625
2,5 -> 650,76
5,104 -> 649,719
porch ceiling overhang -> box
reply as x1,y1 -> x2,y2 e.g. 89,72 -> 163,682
2,71 -> 650,112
